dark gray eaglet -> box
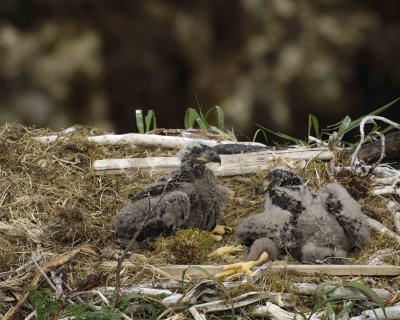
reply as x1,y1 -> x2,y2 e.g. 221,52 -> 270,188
114,142 -> 227,247
235,167 -> 369,264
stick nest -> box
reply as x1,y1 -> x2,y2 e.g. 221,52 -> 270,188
0,123 -> 399,318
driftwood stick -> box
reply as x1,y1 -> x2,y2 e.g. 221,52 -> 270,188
373,186 -> 400,196
349,304 -> 400,320
247,302 -> 320,320
93,148 -> 334,176
189,307 -> 206,320
194,291 -> 271,313
356,130 -> 400,165
290,283 -> 391,300
367,217 -> 400,244
100,261 -> 400,277
387,200 -> 400,233
350,117 -> 400,168
35,132 -> 265,148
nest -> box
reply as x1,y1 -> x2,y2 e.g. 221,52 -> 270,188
1,123 -> 399,319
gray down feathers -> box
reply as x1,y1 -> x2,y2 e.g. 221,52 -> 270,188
235,168 -> 369,263
114,143 -> 227,246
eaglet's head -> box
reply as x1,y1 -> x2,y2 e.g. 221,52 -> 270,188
179,142 -> 221,166
256,167 -> 303,194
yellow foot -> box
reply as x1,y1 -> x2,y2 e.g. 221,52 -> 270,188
210,234 -> 223,241
207,245 -> 244,258
211,225 -> 232,236
214,251 -> 269,279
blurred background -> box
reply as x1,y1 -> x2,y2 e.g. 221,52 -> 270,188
0,0 -> 399,142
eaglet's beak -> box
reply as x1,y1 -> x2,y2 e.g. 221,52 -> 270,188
196,149 -> 222,164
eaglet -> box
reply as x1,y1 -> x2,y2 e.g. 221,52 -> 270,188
114,142 -> 227,247
235,167 -> 369,264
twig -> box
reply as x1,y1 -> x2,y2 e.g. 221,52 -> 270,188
367,217 -> 400,245
372,186 -> 400,196
113,178 -> 172,305
189,307 -> 206,320
31,259 -> 57,291
0,252 -> 43,278
23,311 -> 36,320
164,280 -> 218,318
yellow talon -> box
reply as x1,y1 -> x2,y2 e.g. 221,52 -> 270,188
214,251 -> 269,278
210,234 -> 223,241
207,245 -> 244,258
211,225 -> 232,236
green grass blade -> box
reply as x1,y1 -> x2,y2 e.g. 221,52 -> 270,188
311,114 -> 320,139
340,97 -> 400,135
324,298 -> 335,320
184,108 -> 193,128
135,109 -> 145,134
308,114 -> 320,143
343,282 -> 387,319
337,115 -> 352,138
381,125 -> 396,134
184,108 -> 198,128
145,109 -> 157,132
256,124 -> 307,146
181,265 -> 213,286
336,301 -> 356,319
184,108 -> 208,129
215,106 -> 225,130
325,97 -> 399,135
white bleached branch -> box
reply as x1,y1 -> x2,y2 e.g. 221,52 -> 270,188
387,200 -> 400,233
367,217 -> 400,244
247,302 -> 320,320
93,148 -> 334,176
290,283 -> 391,300
349,304 -> 400,320
35,132 -> 265,149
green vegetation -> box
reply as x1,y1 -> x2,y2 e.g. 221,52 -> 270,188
184,105 -> 226,131
135,109 -> 158,133
254,97 -> 400,146
135,105 -> 228,133
29,286 -> 165,320
297,280 -> 387,320
29,287 -> 61,320
153,228 -> 215,264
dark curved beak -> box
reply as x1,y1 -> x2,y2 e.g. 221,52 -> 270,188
209,151 -> 222,164
196,149 -> 222,164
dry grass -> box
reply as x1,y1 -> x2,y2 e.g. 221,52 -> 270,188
0,123 -> 399,318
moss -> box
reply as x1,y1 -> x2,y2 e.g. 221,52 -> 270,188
152,229 -> 216,264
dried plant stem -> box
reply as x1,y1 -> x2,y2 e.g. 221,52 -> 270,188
113,179 -> 172,305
